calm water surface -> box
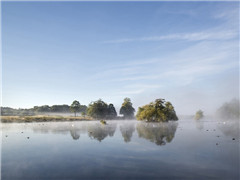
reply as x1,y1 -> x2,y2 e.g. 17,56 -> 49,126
1,119 -> 239,180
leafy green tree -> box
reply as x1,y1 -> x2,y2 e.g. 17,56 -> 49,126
79,105 -> 88,114
194,110 -> 204,120
165,101 -> 178,120
70,100 -> 81,117
120,98 -> 135,119
87,100 -> 117,119
81,111 -> 86,117
34,105 -> 51,112
51,104 -> 70,112
136,98 -> 178,122
107,104 -> 117,119
87,99 -> 108,119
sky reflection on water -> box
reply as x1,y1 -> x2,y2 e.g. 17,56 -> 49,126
1,119 -> 239,180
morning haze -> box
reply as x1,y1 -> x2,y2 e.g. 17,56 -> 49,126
2,2 -> 239,115
1,2 -> 239,180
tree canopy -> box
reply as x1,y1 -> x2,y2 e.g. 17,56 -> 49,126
87,99 -> 117,119
194,110 -> 204,120
136,99 -> 178,122
119,98 -> 135,119
70,100 -> 81,117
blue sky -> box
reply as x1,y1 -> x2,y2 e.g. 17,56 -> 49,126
1,1 -> 239,115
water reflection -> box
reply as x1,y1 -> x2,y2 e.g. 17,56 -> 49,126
32,123 -> 88,140
195,120 -> 204,130
2,120 -> 239,180
87,122 -> 117,142
119,122 -> 135,143
136,121 -> 178,145
217,119 -> 239,138
30,121 -> 179,144
70,129 -> 80,140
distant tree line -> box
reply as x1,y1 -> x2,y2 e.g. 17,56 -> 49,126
1,107 -> 36,116
0,98 -> 135,119
0,104 -> 87,116
1,97 -> 180,122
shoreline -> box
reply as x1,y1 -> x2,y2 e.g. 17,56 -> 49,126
0,115 -> 93,123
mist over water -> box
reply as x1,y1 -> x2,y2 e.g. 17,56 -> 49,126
1,119 -> 239,180
1,2 -> 239,180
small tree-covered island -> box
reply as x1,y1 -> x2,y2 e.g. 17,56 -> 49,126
136,99 -> 178,122
194,110 -> 204,120
1,97 -> 178,123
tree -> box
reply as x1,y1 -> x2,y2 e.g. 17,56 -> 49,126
107,104 -> 117,119
136,98 -> 178,122
51,104 -> 70,112
119,98 -> 135,119
79,105 -> 88,114
87,100 -> 117,119
194,110 -> 204,120
87,99 -> 108,119
81,111 -> 86,117
34,105 -> 51,112
70,100 -> 81,117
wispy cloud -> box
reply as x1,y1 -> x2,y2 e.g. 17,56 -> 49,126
94,39 -> 238,88
102,30 -> 237,44
103,7 -> 238,44
115,84 -> 162,95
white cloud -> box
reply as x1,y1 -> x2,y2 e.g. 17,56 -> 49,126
103,6 -> 238,44
102,30 -> 237,44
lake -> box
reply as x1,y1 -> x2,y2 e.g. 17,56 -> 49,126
1,119 -> 239,180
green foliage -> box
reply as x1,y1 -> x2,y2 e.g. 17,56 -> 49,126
51,104 -> 70,112
194,110 -> 204,120
136,99 -> 178,122
119,98 -> 135,119
108,104 -> 117,119
1,107 -> 36,116
87,99 -> 117,119
1,103 -> 88,116
81,111 -> 86,117
70,100 -> 81,117
100,120 -> 107,125
34,105 -> 51,112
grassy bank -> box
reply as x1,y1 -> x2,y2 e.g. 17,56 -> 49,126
1,115 -> 93,123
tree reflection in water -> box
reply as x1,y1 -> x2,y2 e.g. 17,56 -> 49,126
195,120 -> 204,131
70,129 -> 80,140
32,122 -> 88,140
87,122 -> 117,142
119,122 -> 135,143
136,121 -> 178,145
31,121 -> 179,143
217,119 -> 239,138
